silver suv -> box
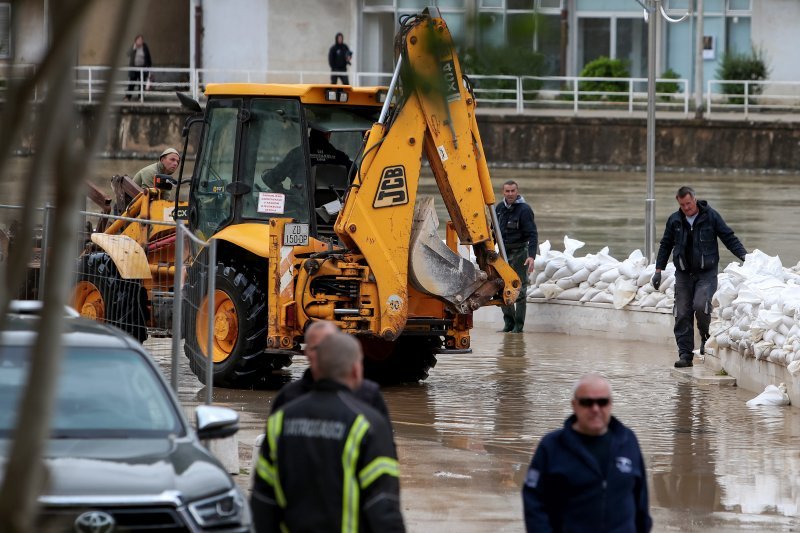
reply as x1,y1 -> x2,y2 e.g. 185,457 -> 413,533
0,304 -> 252,532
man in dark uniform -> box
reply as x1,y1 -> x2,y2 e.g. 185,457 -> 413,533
251,332 -> 405,532
495,180 -> 538,333
653,186 -> 747,368
270,320 -> 392,426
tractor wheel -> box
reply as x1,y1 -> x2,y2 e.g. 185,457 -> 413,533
360,335 -> 439,385
72,253 -> 148,342
183,259 -> 269,388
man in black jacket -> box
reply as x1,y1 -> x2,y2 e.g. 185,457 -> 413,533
270,320 -> 391,425
495,180 -> 538,333
653,186 -> 747,368
522,374 -> 651,532
328,32 -> 353,85
252,332 -> 405,532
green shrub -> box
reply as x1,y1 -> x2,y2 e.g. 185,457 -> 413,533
656,68 -> 681,101
578,57 -> 630,102
459,46 -> 545,102
716,47 -> 769,105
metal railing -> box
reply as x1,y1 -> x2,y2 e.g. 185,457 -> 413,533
707,79 -> 800,117
5,63 -> 800,116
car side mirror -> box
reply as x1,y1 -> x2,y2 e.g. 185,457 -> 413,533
196,405 -> 240,440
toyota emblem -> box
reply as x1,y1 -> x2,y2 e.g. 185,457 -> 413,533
74,510 -> 115,533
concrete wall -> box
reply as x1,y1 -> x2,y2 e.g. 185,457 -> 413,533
78,1 -> 190,67
8,106 -> 800,173
752,0 -> 800,84
477,114 -> 800,172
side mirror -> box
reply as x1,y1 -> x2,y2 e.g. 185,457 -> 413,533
176,91 -> 202,113
196,405 -> 240,440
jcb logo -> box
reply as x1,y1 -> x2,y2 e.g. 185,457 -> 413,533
373,165 -> 408,208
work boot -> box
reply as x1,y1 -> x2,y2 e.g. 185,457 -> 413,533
674,356 -> 693,368
513,301 -> 527,331
500,310 -> 514,333
511,326 -> 524,333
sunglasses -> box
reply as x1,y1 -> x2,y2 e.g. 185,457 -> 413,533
576,397 -> 610,408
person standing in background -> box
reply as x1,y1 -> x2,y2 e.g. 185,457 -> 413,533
126,34 -> 152,101
328,32 -> 352,85
495,180 -> 538,333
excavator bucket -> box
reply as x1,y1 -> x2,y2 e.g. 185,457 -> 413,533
408,197 -> 487,314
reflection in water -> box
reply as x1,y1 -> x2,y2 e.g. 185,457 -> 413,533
385,328 -> 800,529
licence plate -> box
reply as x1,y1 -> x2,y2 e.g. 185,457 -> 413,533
283,223 -> 309,246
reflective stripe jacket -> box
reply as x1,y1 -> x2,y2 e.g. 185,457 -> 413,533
522,415 -> 652,533
251,379 -> 404,532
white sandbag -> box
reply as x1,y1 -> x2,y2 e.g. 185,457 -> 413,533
637,264 -> 656,287
587,264 -> 614,285
746,384 -> 791,406
568,268 -> 591,285
612,278 -> 638,310
552,265 -> 575,281
655,297 -> 673,309
540,283 -> 564,300
716,333 -> 731,348
788,360 -> 800,375
566,256 -> 586,273
563,236 -> 585,256
528,287 -> 545,299
720,307 -> 735,320
535,271 -> 549,286
580,288 -> 601,303
637,292 -> 665,308
593,281 -> 610,291
579,281 -> 590,290
600,268 -> 621,284
590,292 -> 615,305
557,287 -> 584,301
556,277 -> 578,290
659,273 -> 675,292
544,255 -> 567,278
538,240 -> 551,257
753,340 -> 773,359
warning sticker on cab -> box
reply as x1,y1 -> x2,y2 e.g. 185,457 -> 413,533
258,192 -> 285,214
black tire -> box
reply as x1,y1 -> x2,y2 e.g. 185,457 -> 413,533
73,253 -> 148,342
183,259 -> 270,388
360,335 -> 439,385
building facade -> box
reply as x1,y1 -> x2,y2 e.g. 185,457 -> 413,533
2,0 -> 798,92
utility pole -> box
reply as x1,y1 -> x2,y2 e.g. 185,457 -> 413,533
694,0 -> 705,119
642,0 -> 688,263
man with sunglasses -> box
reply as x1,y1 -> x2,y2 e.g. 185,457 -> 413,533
522,374 -> 652,532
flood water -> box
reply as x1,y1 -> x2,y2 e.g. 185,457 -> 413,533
9,157 -> 800,530
148,323 -> 800,532
6,157 -> 800,266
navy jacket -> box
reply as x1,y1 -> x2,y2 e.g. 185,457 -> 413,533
495,196 -> 538,258
522,415 -> 652,533
655,199 -> 746,273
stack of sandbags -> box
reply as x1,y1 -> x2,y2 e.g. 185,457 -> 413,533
709,250 -> 800,366
527,236 -> 675,311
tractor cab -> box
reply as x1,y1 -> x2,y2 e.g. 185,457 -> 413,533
180,86 -> 382,242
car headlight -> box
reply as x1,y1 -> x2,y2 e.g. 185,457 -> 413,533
187,487 -> 249,528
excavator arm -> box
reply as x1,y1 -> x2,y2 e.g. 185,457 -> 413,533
333,8 -> 520,340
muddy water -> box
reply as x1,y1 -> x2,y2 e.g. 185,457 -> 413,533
148,324 -> 800,532
5,158 -> 800,265
10,157 -> 800,529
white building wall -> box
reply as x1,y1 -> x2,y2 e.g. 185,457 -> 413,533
202,0 -> 269,82
752,0 -> 800,83
267,0 -> 355,83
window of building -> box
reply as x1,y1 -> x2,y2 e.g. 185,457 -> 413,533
0,3 -> 10,59
576,14 -> 647,78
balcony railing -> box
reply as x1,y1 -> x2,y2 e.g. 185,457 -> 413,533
3,64 -> 800,117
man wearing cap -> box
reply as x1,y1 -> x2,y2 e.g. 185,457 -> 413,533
133,148 -> 180,197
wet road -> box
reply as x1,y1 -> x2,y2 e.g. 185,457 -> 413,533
149,324 -> 800,532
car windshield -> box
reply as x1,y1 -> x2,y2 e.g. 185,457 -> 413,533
0,346 -> 184,438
